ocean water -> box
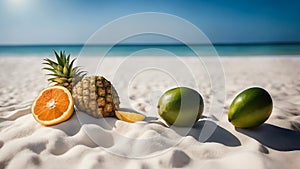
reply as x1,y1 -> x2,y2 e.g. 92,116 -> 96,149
0,44 -> 300,57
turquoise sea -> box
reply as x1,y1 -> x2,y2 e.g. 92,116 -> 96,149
0,44 -> 300,57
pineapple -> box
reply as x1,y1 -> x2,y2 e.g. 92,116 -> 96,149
43,50 -> 86,91
72,76 -> 120,118
43,50 -> 120,118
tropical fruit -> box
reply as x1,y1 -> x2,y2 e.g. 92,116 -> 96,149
43,50 -> 120,118
72,76 -> 120,118
228,87 -> 273,128
32,86 -> 74,126
43,50 -> 86,92
115,111 -> 145,123
158,87 -> 204,126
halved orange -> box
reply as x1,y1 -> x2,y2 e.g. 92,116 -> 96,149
115,111 -> 145,123
31,86 -> 74,126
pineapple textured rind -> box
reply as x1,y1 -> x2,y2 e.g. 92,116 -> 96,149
73,76 -> 120,118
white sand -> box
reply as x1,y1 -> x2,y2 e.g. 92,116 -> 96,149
0,56 -> 300,169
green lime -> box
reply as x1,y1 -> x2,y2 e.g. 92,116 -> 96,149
228,87 -> 273,128
158,87 -> 204,126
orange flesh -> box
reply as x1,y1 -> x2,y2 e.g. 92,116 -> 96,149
116,111 -> 145,123
33,88 -> 70,121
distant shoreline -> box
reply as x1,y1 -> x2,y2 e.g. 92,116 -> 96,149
1,43 -> 300,56
1,42 -> 300,47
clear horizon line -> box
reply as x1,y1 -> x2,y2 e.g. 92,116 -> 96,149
1,41 -> 300,46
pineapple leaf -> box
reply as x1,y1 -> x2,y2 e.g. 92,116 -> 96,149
43,67 -> 57,74
63,51 -> 67,64
77,71 -> 86,76
63,65 -> 69,75
43,58 -> 56,65
72,67 -> 86,77
67,54 -> 70,63
45,50 -> 84,83
46,73 -> 59,77
60,51 -> 66,65
68,58 -> 76,73
43,63 -> 57,70
65,56 -> 70,72
47,78 -> 57,82
81,72 -> 87,77
72,66 -> 81,74
42,62 -> 52,66
73,66 -> 83,71
46,73 -> 67,78
76,71 -> 87,80
54,50 -> 63,66
48,77 -> 67,84
55,70 -> 65,77
57,65 -> 63,71
43,58 -> 58,69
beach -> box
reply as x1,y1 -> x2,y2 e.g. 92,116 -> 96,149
0,56 -> 300,169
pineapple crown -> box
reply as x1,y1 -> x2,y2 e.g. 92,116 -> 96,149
43,50 -> 86,88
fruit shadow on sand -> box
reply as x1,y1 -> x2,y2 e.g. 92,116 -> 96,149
236,123 -> 300,151
52,108 -> 241,148
172,120 -> 241,147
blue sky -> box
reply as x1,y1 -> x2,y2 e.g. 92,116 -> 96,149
0,0 -> 299,44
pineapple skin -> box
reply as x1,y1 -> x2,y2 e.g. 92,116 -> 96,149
73,76 -> 120,118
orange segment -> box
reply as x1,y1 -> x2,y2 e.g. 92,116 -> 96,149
31,86 -> 74,126
115,111 -> 145,123
115,110 -> 123,121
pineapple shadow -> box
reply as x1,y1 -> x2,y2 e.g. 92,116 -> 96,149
172,120 -> 241,147
236,123 -> 300,151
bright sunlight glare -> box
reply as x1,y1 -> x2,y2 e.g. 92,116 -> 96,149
7,0 -> 27,9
